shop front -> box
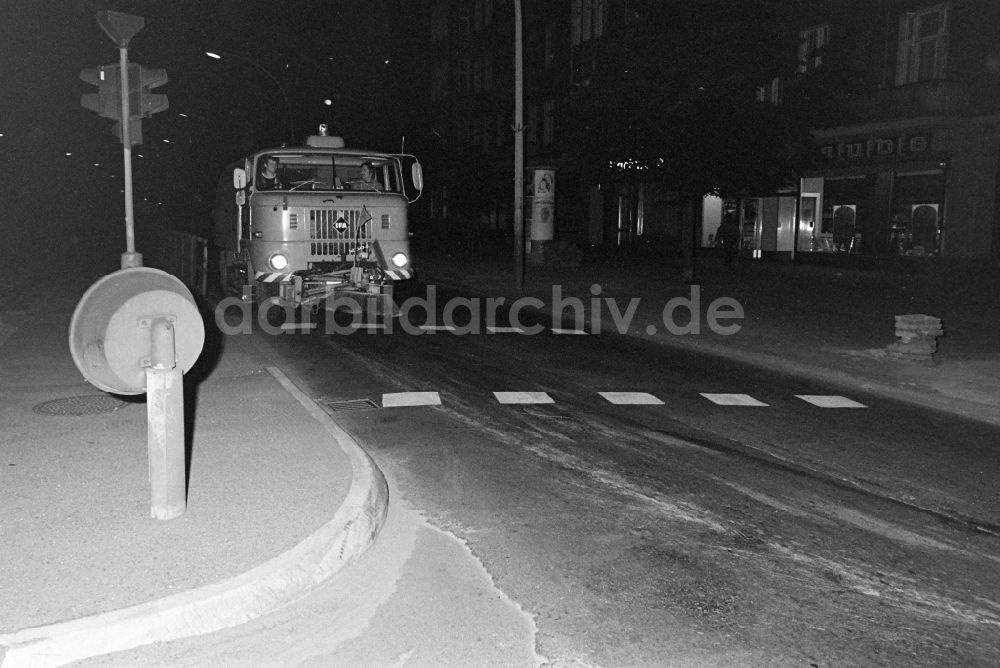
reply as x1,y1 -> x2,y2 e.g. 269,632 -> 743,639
798,128 -> 947,256
801,118 -> 1000,259
701,119 -> 1000,260
701,193 -> 796,258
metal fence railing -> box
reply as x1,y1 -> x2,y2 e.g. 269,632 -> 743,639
137,225 -> 209,297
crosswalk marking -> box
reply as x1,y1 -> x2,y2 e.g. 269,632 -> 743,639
552,328 -> 588,335
360,390 -> 871,411
382,392 -> 442,407
700,393 -> 769,407
493,391 -> 554,404
599,392 -> 664,405
487,326 -> 526,334
795,395 -> 867,408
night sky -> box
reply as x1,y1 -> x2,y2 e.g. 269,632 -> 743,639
1,0 -> 417,274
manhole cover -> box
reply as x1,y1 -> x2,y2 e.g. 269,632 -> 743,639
325,398 -> 379,412
33,395 -> 130,416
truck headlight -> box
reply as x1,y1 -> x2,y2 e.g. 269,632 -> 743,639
269,253 -> 289,271
390,252 -> 408,268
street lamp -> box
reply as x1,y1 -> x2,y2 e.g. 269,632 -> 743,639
205,51 -> 295,144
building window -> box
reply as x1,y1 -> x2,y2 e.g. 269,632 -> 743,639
896,3 -> 950,84
457,7 -> 472,36
457,59 -> 471,94
798,23 -> 830,73
593,0 -> 606,38
543,99 -> 555,145
431,63 -> 448,101
890,170 -> 945,255
474,0 -> 484,32
571,0 -> 606,46
756,76 -> 783,105
482,114 -> 493,152
818,177 -> 871,252
545,24 -> 555,69
472,118 -> 482,151
431,0 -> 448,43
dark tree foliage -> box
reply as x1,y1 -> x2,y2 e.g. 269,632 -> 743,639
561,0 -> 856,197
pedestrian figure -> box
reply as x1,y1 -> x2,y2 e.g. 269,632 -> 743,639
718,212 -> 741,269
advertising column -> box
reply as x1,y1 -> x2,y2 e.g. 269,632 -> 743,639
529,167 -> 555,265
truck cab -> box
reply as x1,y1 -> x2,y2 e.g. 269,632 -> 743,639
215,129 -> 423,318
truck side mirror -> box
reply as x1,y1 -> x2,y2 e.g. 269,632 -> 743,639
233,168 -> 247,189
411,162 -> 423,191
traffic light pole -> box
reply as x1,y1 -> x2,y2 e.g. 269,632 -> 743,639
118,45 -> 141,269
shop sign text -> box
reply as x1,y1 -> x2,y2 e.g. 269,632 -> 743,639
820,133 -> 931,162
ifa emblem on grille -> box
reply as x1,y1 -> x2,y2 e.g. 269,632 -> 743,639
334,216 -> 349,234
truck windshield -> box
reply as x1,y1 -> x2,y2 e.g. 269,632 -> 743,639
253,153 -> 402,193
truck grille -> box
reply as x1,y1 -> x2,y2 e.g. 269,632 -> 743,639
309,208 -> 372,259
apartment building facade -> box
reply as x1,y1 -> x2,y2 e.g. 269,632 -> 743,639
717,0 -> 1000,259
421,0 -> 1000,260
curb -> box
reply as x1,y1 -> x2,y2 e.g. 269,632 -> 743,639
0,367 -> 389,668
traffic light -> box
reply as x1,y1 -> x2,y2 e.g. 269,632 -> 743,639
81,64 -> 144,120
138,67 -> 169,117
80,63 -> 167,145
80,65 -> 121,120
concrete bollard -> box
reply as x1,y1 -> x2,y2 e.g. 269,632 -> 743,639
146,317 -> 186,520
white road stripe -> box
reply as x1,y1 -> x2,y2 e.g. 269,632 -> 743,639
382,392 -> 442,407
487,326 -> 526,334
419,324 -> 458,331
349,323 -> 386,330
795,395 -> 867,408
493,391 -> 554,404
551,328 -> 588,335
599,392 -> 664,405
700,393 -> 769,407
280,322 -> 317,331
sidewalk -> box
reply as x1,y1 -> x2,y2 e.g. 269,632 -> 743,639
0,276 -> 388,667
416,248 -> 1000,427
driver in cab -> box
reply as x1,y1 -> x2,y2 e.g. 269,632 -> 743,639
257,156 -> 283,190
351,161 -> 383,192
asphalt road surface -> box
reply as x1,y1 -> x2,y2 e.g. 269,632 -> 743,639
83,283 -> 1000,667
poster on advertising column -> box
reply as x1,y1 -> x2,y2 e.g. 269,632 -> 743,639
530,167 -> 555,242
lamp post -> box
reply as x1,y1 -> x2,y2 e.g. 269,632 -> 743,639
205,51 -> 295,144
512,0 -> 524,292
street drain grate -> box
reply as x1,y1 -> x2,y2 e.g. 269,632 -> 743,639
325,398 -> 380,412
33,395 -> 130,416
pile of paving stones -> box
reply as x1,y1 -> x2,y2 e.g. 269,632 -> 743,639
886,314 -> 943,365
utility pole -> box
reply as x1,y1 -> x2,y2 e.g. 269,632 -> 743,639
96,10 -> 146,269
512,0 -> 525,292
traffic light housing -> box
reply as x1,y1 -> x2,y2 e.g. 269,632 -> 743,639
80,65 -> 121,120
80,63 -> 167,145
138,67 -> 169,117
